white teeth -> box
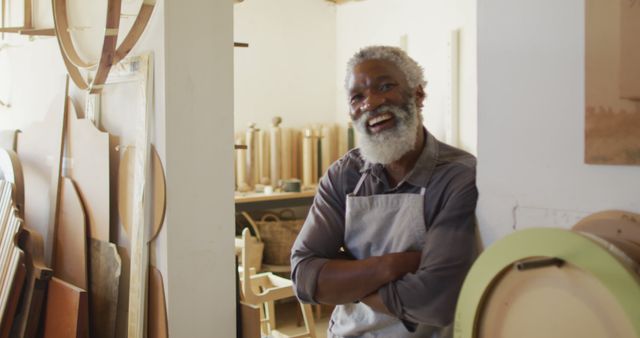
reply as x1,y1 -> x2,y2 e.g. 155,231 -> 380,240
368,114 -> 393,126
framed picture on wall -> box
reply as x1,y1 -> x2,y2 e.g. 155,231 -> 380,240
585,0 -> 640,165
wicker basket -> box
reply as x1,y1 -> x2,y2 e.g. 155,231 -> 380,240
254,210 -> 304,266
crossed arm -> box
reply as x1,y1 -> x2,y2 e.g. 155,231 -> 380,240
314,251 -> 422,314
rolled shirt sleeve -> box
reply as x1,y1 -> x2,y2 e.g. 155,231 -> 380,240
379,165 -> 478,327
291,160 -> 349,304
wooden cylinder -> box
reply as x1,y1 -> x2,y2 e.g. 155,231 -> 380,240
235,135 -> 249,192
281,128 -> 292,180
258,129 -> 270,185
302,128 -> 313,188
270,117 -> 282,187
245,124 -> 259,189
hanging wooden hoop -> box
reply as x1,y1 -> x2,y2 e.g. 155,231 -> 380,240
52,0 -> 156,93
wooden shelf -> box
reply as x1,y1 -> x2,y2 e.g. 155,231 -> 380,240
235,190 -> 315,212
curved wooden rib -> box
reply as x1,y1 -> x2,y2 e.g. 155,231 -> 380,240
113,0 -> 156,64
52,0 -> 122,93
52,0 -> 155,93
51,0 -> 95,69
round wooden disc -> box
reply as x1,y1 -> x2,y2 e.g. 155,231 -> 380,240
478,260 -> 636,338
573,210 -> 640,243
454,228 -> 640,338
117,145 -> 166,242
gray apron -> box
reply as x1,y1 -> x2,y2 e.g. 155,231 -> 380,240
328,171 -> 451,338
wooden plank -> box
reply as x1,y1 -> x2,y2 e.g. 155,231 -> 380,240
89,239 -> 121,338
66,97 -> 111,242
42,277 -> 89,338
147,266 -> 167,338
52,178 -> 88,290
16,80 -> 67,265
127,54 -> 152,338
113,1 -> 155,64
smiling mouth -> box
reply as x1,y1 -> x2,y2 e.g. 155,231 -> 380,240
366,113 -> 395,133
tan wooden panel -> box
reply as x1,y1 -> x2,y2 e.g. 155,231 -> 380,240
620,0 -> 640,99
66,98 -> 111,242
53,178 -> 88,290
42,277 -> 89,338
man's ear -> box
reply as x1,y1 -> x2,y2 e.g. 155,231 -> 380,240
414,85 -> 426,109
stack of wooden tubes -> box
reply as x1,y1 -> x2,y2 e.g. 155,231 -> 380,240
235,118 -> 355,193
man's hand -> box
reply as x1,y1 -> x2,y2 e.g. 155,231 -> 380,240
314,251 -> 422,305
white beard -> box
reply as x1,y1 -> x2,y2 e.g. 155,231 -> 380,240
353,101 -> 421,165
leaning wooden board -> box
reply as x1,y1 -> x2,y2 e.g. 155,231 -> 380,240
53,178 -> 88,291
65,97 -> 111,242
16,83 -> 67,265
42,277 -> 89,338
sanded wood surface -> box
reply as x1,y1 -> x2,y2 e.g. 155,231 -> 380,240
16,85 -> 67,266
89,238 -> 121,338
118,145 -> 166,241
42,277 -> 88,338
66,98 -> 111,241
10,228 -> 52,338
148,266 -> 167,338
53,178 -> 88,290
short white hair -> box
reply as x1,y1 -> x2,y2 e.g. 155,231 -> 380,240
345,45 -> 426,91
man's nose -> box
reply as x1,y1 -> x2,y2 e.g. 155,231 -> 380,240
361,94 -> 385,112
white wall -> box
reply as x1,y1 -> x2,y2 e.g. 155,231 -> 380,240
476,0 -> 640,245
234,0 -> 337,131
335,0 -> 477,154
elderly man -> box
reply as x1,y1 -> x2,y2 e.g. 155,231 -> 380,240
291,46 -> 478,338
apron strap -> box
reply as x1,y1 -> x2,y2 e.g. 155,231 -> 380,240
351,172 -> 369,196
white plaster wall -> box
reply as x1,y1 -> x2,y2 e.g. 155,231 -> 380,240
476,0 -> 640,245
335,0 -> 477,154
164,0 -> 235,336
234,0 -> 337,131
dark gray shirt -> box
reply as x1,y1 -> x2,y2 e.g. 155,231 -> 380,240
290,130 -> 478,327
